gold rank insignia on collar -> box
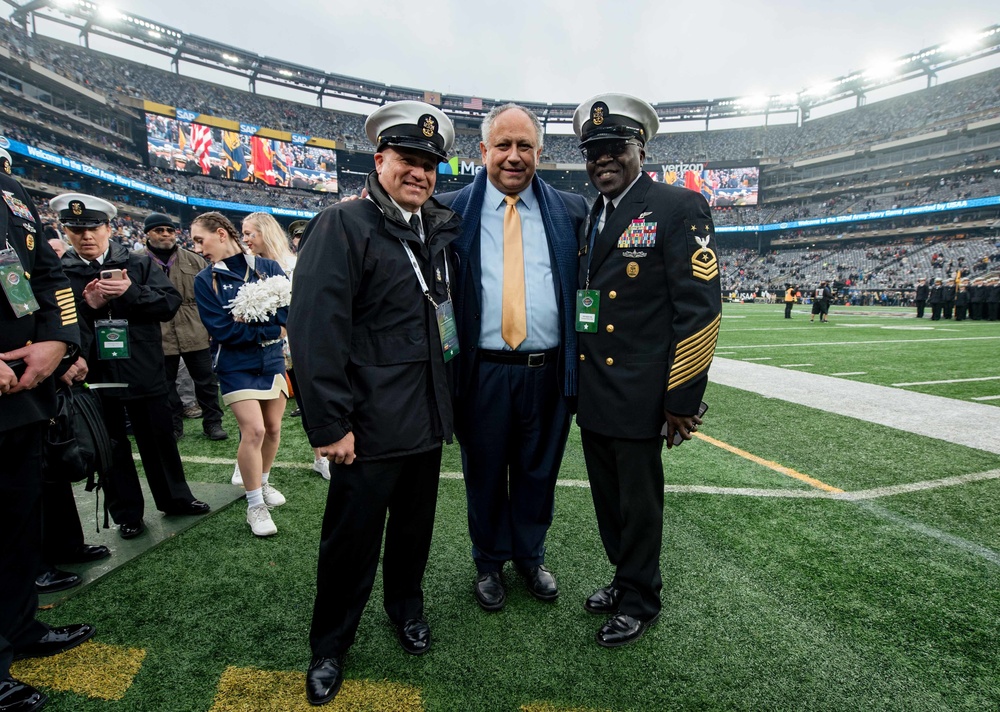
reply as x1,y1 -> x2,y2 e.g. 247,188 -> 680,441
686,220 -> 718,282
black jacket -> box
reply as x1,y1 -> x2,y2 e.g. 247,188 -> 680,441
576,175 -> 722,438
288,172 -> 461,460
0,172 -> 80,430
62,241 -> 181,399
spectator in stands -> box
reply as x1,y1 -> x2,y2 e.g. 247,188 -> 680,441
139,212 -> 227,443
190,212 -> 288,538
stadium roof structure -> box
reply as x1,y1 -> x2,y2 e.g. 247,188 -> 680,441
5,1 -> 1000,126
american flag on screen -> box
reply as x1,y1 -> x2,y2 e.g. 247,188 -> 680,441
463,97 -> 483,110
190,124 -> 213,174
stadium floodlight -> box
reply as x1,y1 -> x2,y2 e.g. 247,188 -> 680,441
279,69 -> 294,77
943,32 -> 981,54
739,95 -> 769,108
864,60 -> 898,80
222,53 -> 241,64
148,30 -> 161,39
52,0 -> 76,9
97,4 -> 123,22
805,82 -> 835,97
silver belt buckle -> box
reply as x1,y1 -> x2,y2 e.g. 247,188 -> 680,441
527,353 -> 545,367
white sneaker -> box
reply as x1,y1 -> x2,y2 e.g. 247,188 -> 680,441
312,458 -> 331,481
231,463 -> 243,487
247,503 -> 277,537
262,482 -> 286,507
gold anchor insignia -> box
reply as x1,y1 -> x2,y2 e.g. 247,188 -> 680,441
71,201 -> 83,215
422,116 -> 436,138
691,234 -> 718,282
592,106 -> 604,125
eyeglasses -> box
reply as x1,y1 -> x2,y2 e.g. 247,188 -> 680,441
149,227 -> 176,234
580,140 -> 642,162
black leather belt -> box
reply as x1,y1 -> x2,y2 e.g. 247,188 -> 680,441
478,348 -> 558,367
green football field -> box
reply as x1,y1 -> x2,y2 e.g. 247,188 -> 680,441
17,303 -> 1000,711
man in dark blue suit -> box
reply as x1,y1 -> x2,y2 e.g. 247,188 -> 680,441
438,104 -> 587,611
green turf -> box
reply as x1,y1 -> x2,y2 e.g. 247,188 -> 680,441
32,303 -> 1000,710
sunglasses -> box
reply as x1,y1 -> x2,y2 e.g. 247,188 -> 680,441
149,226 -> 177,234
581,140 -> 642,162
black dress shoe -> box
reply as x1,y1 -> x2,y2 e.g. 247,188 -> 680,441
204,424 -> 229,441
163,500 -> 211,516
0,678 -> 48,711
395,618 -> 431,655
13,623 -> 96,661
596,613 -> 658,648
56,544 -> 111,564
517,565 -> 558,601
305,656 -> 344,706
584,584 -> 622,614
118,520 -> 145,539
289,408 -> 302,418
34,569 -> 81,594
473,571 -> 505,612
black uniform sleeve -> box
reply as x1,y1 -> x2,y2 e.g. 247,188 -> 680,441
287,205 -> 365,448
115,254 -> 181,322
28,228 -> 80,349
663,190 -> 722,416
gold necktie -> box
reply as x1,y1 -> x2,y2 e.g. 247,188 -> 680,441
502,195 -> 526,350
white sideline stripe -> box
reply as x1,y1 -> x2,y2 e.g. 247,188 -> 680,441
857,502 -> 1000,566
892,375 -> 1000,386
721,336 -> 1000,350
781,363 -> 814,367
710,358 -> 1000,455
829,371 -> 867,376
972,395 -> 1000,401
171,457 -> 1000,501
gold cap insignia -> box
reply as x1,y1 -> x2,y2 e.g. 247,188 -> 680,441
421,115 -> 437,138
70,200 -> 84,215
1,159 -> 9,174
591,103 -> 606,126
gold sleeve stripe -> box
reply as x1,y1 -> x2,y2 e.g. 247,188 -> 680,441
668,315 -> 721,391
57,296 -> 76,306
61,315 -> 79,326
55,288 -> 73,297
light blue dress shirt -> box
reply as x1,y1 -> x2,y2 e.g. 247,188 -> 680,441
478,180 -> 559,351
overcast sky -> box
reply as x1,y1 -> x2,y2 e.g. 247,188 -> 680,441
19,1 -> 1000,121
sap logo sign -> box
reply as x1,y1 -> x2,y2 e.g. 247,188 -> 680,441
438,158 -> 482,176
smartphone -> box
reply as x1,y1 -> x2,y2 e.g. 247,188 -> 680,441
100,269 -> 124,280
663,401 -> 709,446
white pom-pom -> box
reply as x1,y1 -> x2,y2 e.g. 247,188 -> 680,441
227,275 -> 292,322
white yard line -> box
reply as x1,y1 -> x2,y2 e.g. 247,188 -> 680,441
892,376 -> 1000,386
720,336 -> 1000,350
829,371 -> 867,376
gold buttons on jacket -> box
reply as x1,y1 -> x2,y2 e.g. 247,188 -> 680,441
605,357 -> 614,366
606,324 -> 614,333
579,354 -> 586,361
609,291 -> 617,299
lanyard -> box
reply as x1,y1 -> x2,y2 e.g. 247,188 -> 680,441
399,239 -> 450,309
584,214 -> 601,290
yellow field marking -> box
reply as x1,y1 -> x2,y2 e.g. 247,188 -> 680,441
208,666 -> 424,711
521,704 -> 611,712
693,432 -> 844,493
10,641 -> 145,701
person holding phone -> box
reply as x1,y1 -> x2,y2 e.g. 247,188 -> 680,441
571,95 -> 722,647
52,193 -> 210,541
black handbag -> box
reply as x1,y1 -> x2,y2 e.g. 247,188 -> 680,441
44,384 -> 113,489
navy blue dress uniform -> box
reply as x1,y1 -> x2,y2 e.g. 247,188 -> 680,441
572,94 -> 722,647
53,193 -> 209,540
914,279 -> 929,318
288,102 -> 461,706
929,278 -> 944,320
438,106 -> 588,610
0,166 -> 95,710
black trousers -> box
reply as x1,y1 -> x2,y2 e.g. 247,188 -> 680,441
784,301 -> 793,318
580,429 -> 664,622
915,300 -> 926,318
455,356 -> 570,574
41,477 -> 85,564
943,301 -> 954,319
931,304 -> 942,320
310,447 -> 441,659
989,303 -> 1000,321
0,424 -> 51,679
101,392 -> 196,524
164,349 -> 224,433
970,302 -> 983,320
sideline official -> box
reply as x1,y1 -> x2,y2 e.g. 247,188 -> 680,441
1,153 -> 95,712
54,193 -> 210,541
438,103 -> 587,611
288,101 -> 461,706
572,94 -> 722,647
